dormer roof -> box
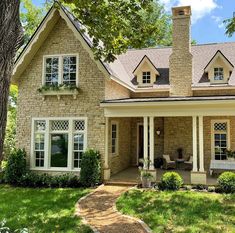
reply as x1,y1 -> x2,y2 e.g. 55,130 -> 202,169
204,50 -> 234,72
133,55 -> 160,76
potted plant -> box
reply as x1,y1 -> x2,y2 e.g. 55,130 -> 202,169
226,149 -> 235,161
140,170 -> 153,188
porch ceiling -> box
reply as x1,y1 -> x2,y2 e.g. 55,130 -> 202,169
100,96 -> 235,117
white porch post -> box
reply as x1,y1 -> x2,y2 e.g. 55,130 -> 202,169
104,117 -> 110,180
192,116 -> 198,172
143,116 -> 149,169
149,116 -> 155,170
199,116 -> 205,172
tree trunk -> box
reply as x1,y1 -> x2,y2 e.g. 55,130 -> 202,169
0,0 -> 24,161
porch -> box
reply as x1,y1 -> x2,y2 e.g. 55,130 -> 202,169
101,96 -> 235,184
108,167 -> 218,185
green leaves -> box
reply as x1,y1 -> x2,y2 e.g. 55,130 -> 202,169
224,16 -> 235,37
60,0 -> 172,62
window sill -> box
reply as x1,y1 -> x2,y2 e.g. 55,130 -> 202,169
40,89 -> 79,100
138,84 -> 153,88
30,167 -> 81,172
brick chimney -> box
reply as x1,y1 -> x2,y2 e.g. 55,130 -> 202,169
169,6 -> 193,96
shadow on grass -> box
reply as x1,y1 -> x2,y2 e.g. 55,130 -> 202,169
116,189 -> 235,233
0,185 -> 92,233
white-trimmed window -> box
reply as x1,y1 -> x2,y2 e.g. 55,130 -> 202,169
142,71 -> 151,84
111,122 -> 119,155
32,118 -> 87,171
44,55 -> 78,86
211,120 -> 230,160
214,67 -> 224,81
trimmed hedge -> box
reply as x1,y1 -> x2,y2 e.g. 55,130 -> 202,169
80,149 -> 101,187
217,172 -> 235,193
159,172 -> 183,191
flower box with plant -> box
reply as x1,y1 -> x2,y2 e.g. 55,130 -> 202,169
38,84 -> 80,100
140,170 -> 153,188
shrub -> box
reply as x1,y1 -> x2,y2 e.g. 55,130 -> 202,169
20,172 -> 81,188
217,172 -> 235,193
4,148 -> 27,184
80,149 -> 101,187
159,172 -> 183,191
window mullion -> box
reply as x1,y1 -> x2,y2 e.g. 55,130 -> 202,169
59,56 -> 63,85
44,119 -> 50,169
68,119 -> 73,170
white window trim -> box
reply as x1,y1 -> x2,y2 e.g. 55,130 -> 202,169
211,119 -> 230,160
111,121 -> 119,156
42,54 -> 79,87
142,71 -> 151,84
31,117 -> 87,172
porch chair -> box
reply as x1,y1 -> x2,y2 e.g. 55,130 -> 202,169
162,154 -> 176,169
184,156 -> 193,170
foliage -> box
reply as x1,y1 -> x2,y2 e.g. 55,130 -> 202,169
38,83 -> 79,93
0,220 -> 28,233
158,172 -> 183,191
3,85 -> 18,160
224,15 -> 235,37
116,189 -> 235,233
19,172 -> 81,188
225,149 -> 235,158
59,0 -> 172,62
217,172 -> 235,193
4,149 -> 27,185
141,170 -> 153,179
0,185 -> 92,232
80,149 -> 101,187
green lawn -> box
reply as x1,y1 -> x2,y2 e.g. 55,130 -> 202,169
116,189 -> 235,233
0,185 -> 92,233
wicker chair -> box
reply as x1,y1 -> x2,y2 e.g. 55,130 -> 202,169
162,154 -> 176,169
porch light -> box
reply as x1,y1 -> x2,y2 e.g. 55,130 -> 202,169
156,128 -> 161,136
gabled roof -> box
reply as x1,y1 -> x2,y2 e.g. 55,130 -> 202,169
204,50 -> 234,72
133,55 -> 160,76
12,3 -> 111,83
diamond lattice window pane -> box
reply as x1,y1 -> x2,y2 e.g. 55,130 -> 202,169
214,122 -> 227,131
51,120 -> 69,131
74,120 -> 85,131
35,120 -> 46,131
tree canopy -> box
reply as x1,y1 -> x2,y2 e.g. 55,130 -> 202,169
224,14 -> 235,37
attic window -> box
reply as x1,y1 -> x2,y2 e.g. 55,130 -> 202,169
214,67 -> 224,81
142,71 -> 151,84
178,10 -> 185,15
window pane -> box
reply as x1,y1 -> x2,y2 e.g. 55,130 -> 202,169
45,57 -> 59,86
50,134 -> 68,167
62,56 -> 77,85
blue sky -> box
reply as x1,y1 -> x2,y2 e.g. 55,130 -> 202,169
33,0 -> 235,44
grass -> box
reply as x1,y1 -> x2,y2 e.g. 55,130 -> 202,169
0,185 -> 92,233
116,189 -> 235,233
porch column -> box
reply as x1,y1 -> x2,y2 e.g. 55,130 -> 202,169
199,116 -> 205,172
143,116 -> 149,169
149,116 -> 155,170
192,116 -> 198,172
104,117 -> 110,180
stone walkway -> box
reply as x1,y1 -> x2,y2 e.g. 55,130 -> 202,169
76,185 -> 149,233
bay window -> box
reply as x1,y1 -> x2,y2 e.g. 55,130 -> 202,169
32,118 -> 87,170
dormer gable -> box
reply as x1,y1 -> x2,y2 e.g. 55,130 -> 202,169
133,55 -> 159,87
204,50 -> 234,84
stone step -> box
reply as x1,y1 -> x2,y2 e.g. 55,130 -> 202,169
104,180 -> 139,186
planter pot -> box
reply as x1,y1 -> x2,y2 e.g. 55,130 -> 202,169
141,177 -> 152,188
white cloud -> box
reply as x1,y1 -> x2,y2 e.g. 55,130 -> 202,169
211,15 -> 225,29
159,0 -> 219,24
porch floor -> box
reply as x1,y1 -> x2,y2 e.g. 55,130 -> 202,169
109,167 -> 218,185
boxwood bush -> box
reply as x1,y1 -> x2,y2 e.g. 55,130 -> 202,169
217,172 -> 235,193
159,172 -> 183,191
4,148 -> 27,184
80,149 -> 101,187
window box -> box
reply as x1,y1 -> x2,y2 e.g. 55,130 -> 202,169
40,88 -> 79,100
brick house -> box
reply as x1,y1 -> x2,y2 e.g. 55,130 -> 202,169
12,4 -> 235,184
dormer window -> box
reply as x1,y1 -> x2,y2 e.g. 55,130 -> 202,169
142,71 -> 151,84
214,68 -> 224,81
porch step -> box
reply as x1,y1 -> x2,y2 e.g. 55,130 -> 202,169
104,180 -> 139,186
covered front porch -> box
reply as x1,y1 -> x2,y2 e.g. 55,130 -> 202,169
108,167 -> 218,185
101,96 -> 235,184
